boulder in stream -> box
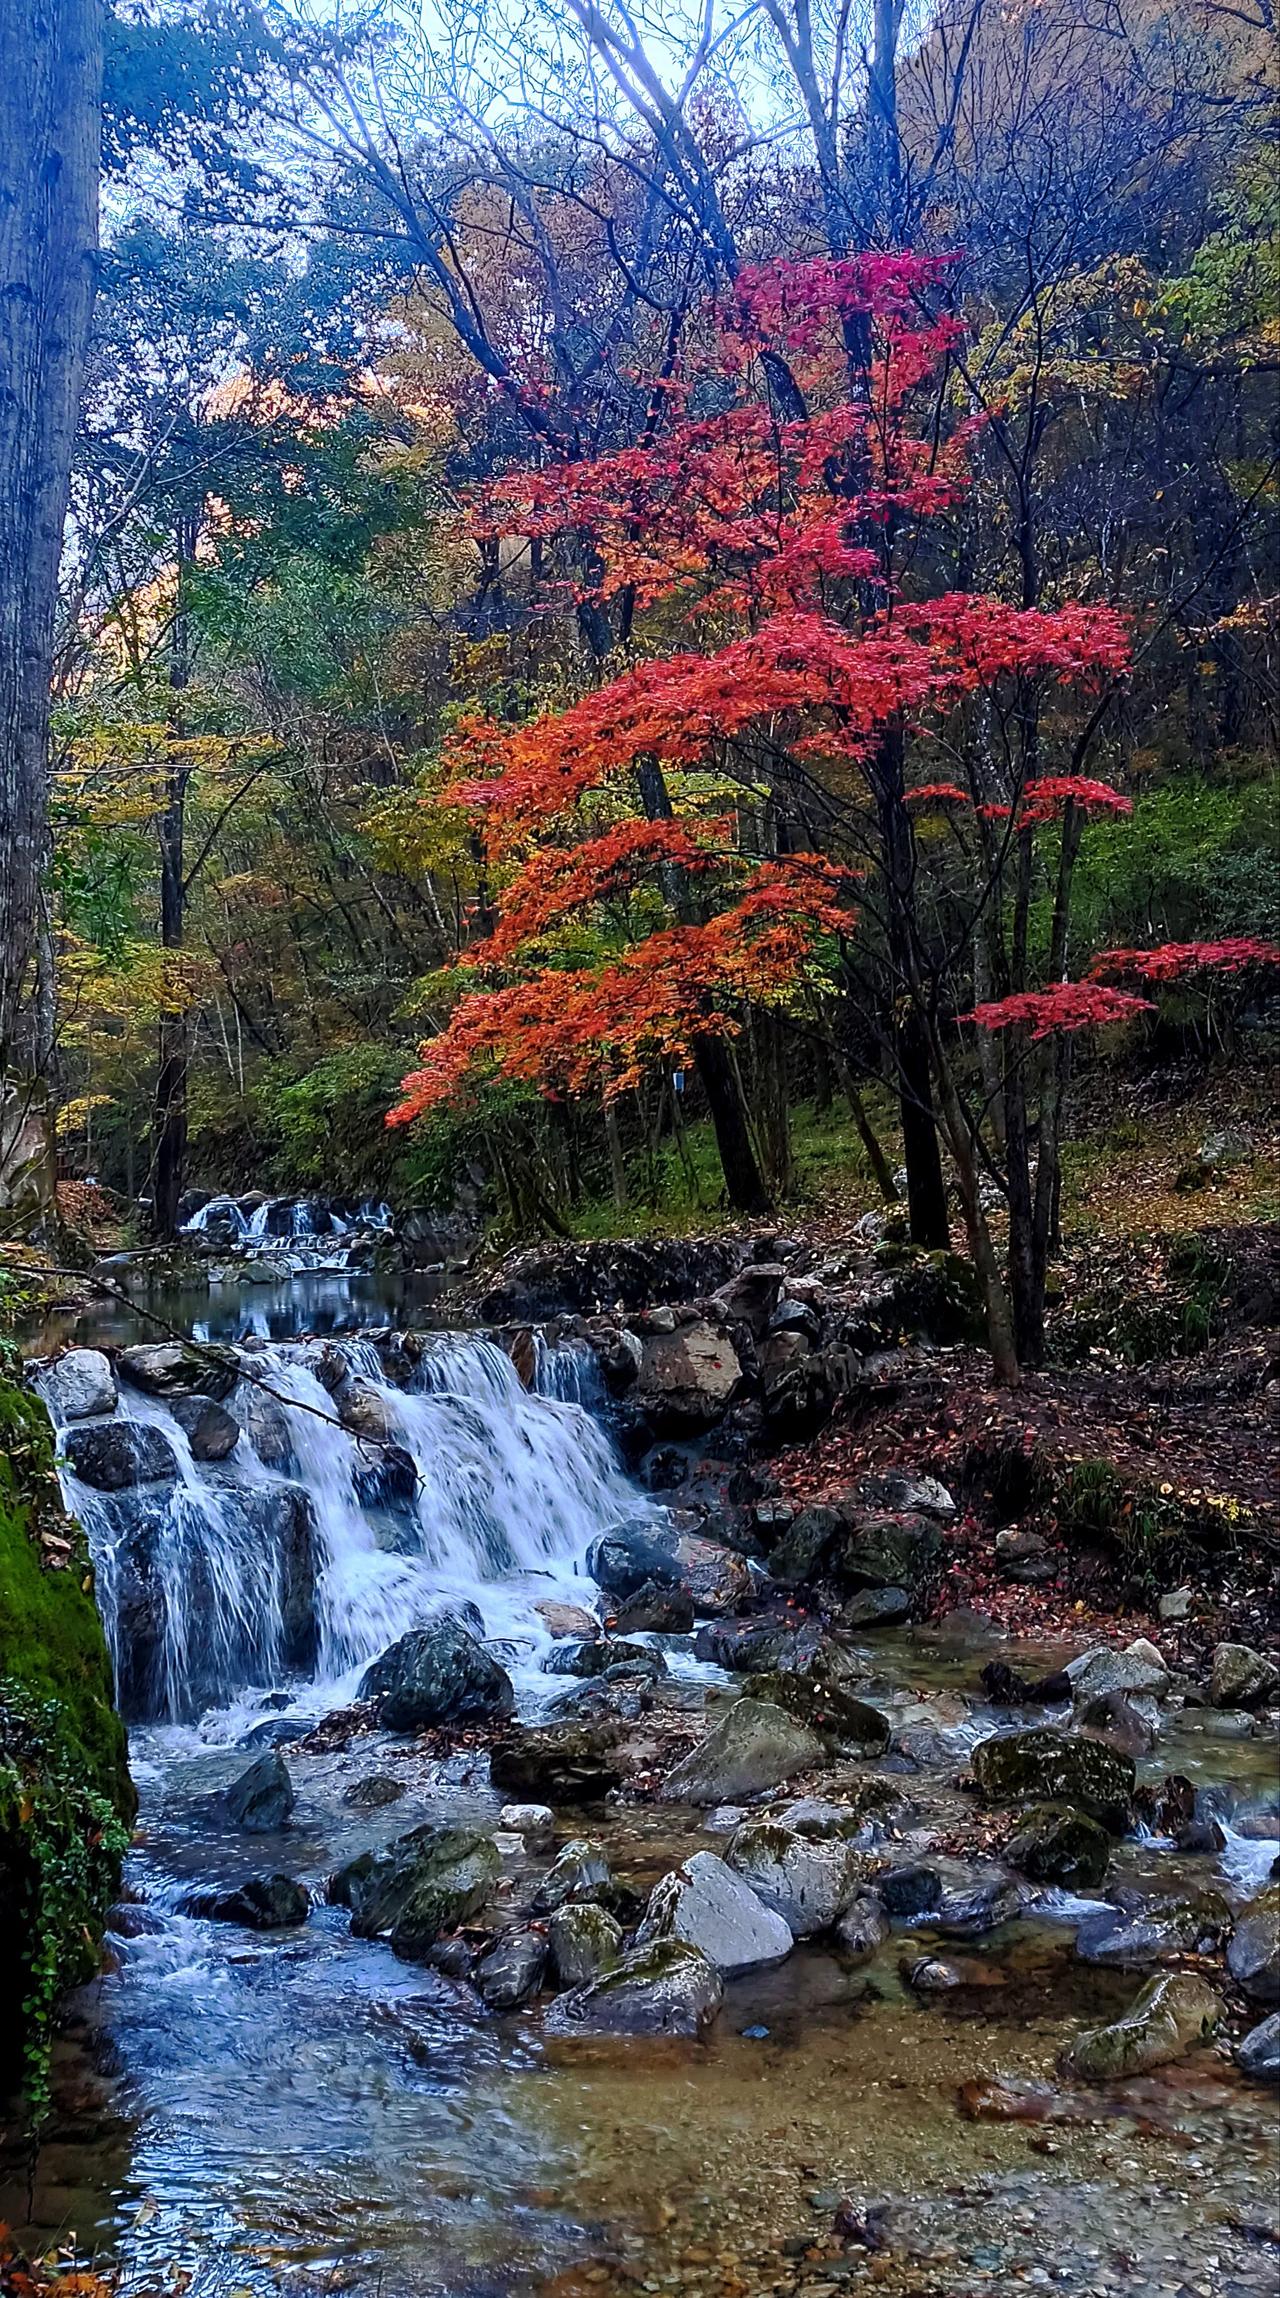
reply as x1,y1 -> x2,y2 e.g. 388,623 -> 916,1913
166,1393 -> 240,1462
359,1620 -> 514,1731
971,1727 -> 1134,1832
532,1838 -> 611,1913
490,1722 -> 624,1803
726,1817 -> 863,1936
1236,2011 -> 1280,2083
548,1901 -> 623,1988
586,1520 -> 684,1601
37,1347 -> 117,1423
118,1341 -> 240,1401
544,1938 -> 723,2038
636,1850 -> 793,1975
474,1927 -> 548,2010
633,1319 -> 742,1434
1210,1643 -> 1280,1711
1226,1882 -> 1280,2005
332,1821 -> 501,1959
1061,1972 -> 1221,2081
1005,1803 -> 1112,1891
224,1750 -> 296,1832
745,1668 -> 889,1754
180,1873 -> 309,1929
61,1419 -> 178,1492
660,1699 -> 825,1806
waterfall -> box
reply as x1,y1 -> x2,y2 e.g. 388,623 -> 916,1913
40,1332 -> 640,1726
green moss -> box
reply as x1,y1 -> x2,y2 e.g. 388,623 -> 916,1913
0,1376 -> 134,2119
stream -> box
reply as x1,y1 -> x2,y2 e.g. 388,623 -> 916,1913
4,1275 -> 1278,2298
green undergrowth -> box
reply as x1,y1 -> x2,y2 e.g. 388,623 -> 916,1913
0,1375 -> 134,2124
959,1432 -> 1248,1599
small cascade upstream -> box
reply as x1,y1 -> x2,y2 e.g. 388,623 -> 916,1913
41,1330 -> 642,1729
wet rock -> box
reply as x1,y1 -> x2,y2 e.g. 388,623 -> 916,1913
1158,1586 -> 1193,1623
711,1262 -> 786,1335
241,1716 -> 311,1750
586,1520 -> 684,1600
490,1723 -> 623,1803
858,1471 -> 955,1519
499,1802 -> 555,1850
1226,1882 -> 1280,2005
971,1727 -> 1134,1832
118,1341 -> 239,1401
829,1511 -> 943,1599
61,1419 -> 178,1491
673,1533 -> 753,1617
746,1669 -> 890,1754
767,1503 -> 843,1586
835,1893 -> 890,1959
336,1379 -> 396,1442
637,1850 -> 793,1975
180,1873 -> 309,1928
166,1393 -> 240,1462
474,1927 -> 548,2010
343,1773 -> 406,1809
993,1528 -> 1055,1584
352,1444 -> 418,1509
1210,1643 -> 1280,1710
979,1659 -> 1071,1706
548,1901 -> 623,1988
1077,1690 -> 1162,1756
1005,1804 -> 1111,1891
842,1586 -> 912,1628
1236,2010 -> 1280,2082
225,1750 -> 296,1833
660,1699 -> 825,1806
535,1602 -> 598,1641
611,1581 -> 695,1634
1061,1972 -> 1221,2081
692,1615 -> 815,1673
1066,1644 -> 1169,1701
544,1938 -> 723,2038
634,1319 -> 742,1434
333,1821 -> 501,1959
239,1385 -> 295,1470
532,1838 -> 611,1913
726,1818 -> 863,1936
541,1637 -> 662,1681
905,1954 -> 963,1992
358,1620 -> 514,1732
879,1863 -> 943,1920
37,1347 -> 117,1423
1075,1891 -> 1232,1966
933,1870 -> 1024,1938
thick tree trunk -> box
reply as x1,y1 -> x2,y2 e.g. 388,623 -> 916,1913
0,0 -> 103,1218
152,523 -> 195,1240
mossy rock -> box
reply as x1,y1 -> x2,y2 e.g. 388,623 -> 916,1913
746,1670 -> 890,1753
0,1378 -> 134,2114
1062,1972 -> 1221,2082
1005,1803 -> 1112,1891
971,1728 -> 1134,1833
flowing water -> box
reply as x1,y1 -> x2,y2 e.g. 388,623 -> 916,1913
7,1296 -> 1278,2297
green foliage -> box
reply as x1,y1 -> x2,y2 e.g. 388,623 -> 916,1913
0,1380 -> 134,2121
1062,767 -> 1280,953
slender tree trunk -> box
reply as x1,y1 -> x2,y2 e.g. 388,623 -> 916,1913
604,1096 -> 628,1212
832,1050 -> 900,1205
152,520 -> 195,1239
872,730 -> 950,1246
634,753 -> 770,1214
0,0 -> 103,1222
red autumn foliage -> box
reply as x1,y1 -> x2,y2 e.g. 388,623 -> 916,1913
966,985 -> 1156,1038
1087,937 -> 1280,984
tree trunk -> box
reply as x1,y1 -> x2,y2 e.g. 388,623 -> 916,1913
0,0 -> 103,1219
152,519 -> 195,1240
604,1096 -> 628,1211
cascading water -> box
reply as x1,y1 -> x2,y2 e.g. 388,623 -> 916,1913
40,1331 -> 643,1727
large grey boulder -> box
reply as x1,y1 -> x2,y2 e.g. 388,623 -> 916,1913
971,1727 -> 1134,1832
745,1668 -> 889,1754
672,1534 -> 753,1618
332,1821 -> 501,1960
1210,1644 -> 1280,1711
224,1751 -> 296,1832
180,1873 -> 308,1928
548,1901 -> 623,1988
1075,1891 -> 1232,1967
1061,1973 -> 1221,2081
61,1419 -> 178,1492
634,1319 -> 742,1434
359,1620 -> 514,1732
118,1341 -> 239,1401
1226,1883 -> 1280,2005
637,1850 -> 793,1975
1067,1644 -> 1169,1702
37,1347 -> 117,1424
166,1393 -> 240,1462
660,1700 -> 824,1806
474,1927 -> 548,2010
1005,1804 -> 1112,1891
586,1520 -> 684,1601
544,1939 -> 723,2038
1236,2011 -> 1280,2083
726,1818 -> 863,1936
